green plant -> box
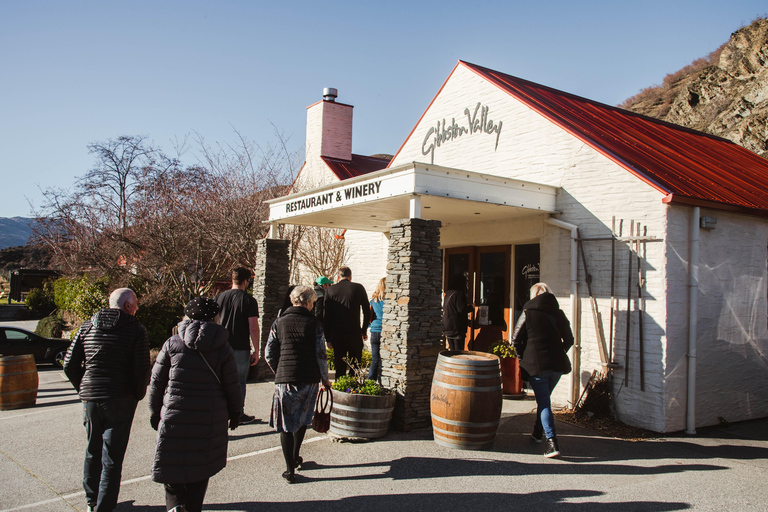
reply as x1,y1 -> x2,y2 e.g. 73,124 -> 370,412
326,348 -> 372,372
136,300 -> 184,349
490,339 -> 516,359
35,314 -> 66,338
330,356 -> 387,396
25,285 -> 55,314
53,276 -> 108,321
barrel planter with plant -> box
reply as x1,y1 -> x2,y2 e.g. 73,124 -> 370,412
490,339 -> 523,396
430,350 -> 503,450
330,372 -> 395,440
0,354 -> 39,410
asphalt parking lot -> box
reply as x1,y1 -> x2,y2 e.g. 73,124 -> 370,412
1,359 -> 767,512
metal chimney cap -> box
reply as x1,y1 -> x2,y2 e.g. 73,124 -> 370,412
323,87 -> 338,101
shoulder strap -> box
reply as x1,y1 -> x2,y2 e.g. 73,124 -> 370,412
198,352 -> 221,385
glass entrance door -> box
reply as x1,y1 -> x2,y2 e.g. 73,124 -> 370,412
444,245 -> 511,352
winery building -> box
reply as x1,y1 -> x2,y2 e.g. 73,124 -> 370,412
259,60 -> 768,433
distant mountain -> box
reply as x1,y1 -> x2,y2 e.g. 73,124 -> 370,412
0,217 -> 35,249
620,17 -> 768,159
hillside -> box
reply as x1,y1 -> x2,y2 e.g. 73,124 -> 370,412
620,17 -> 768,159
0,217 -> 35,250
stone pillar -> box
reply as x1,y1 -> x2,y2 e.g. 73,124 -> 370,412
381,218 -> 443,431
253,238 -> 290,379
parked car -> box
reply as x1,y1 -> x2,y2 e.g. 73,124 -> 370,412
0,327 -> 70,367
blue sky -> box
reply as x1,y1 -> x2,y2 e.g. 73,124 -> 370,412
1,0 -> 766,218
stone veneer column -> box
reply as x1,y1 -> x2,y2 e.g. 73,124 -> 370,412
381,218 -> 443,431
253,238 -> 290,379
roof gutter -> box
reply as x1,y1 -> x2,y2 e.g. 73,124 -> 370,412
663,193 -> 768,220
545,217 -> 581,408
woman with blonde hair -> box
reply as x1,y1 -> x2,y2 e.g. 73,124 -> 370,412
511,282 -> 574,458
368,277 -> 386,382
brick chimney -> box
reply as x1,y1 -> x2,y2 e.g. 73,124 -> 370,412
306,87 -> 353,161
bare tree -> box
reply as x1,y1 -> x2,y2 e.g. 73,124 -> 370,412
33,131 -> 301,306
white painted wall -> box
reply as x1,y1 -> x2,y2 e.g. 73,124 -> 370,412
664,205 -> 768,431
389,64 -> 671,431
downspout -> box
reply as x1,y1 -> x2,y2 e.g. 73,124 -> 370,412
545,217 -> 580,408
686,207 -> 700,435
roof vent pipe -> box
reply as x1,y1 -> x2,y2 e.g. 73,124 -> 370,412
323,87 -> 338,102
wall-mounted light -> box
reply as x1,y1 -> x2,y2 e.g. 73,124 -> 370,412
700,217 -> 717,229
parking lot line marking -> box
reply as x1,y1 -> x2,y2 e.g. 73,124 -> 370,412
0,435 -> 328,512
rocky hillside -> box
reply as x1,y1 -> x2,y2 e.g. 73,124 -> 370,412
621,17 -> 768,158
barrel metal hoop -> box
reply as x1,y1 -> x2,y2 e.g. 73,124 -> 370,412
433,368 -> 500,379
0,370 -> 37,377
430,412 -> 500,428
0,388 -> 37,397
330,423 -> 386,435
431,425 -> 497,438
433,437 -> 495,450
330,413 -> 390,424
332,402 -> 394,415
431,381 -> 502,393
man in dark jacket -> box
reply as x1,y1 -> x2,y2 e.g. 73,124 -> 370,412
324,266 -> 370,377
64,288 -> 150,512
442,275 -> 471,351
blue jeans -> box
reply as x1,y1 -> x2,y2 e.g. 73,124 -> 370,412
528,371 -> 562,440
82,398 -> 137,511
234,349 -> 251,414
368,331 -> 382,381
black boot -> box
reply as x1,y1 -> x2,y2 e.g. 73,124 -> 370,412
531,424 -> 543,443
544,437 -> 560,458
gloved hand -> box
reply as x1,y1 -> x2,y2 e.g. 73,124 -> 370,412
150,414 -> 160,431
229,414 -> 239,431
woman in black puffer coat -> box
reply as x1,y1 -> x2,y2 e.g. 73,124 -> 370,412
512,283 -> 574,459
148,297 -> 242,512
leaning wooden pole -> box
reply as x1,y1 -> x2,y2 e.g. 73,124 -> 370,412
636,224 -> 646,391
624,220 -> 634,385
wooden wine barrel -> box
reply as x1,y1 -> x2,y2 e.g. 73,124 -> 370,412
431,350 -> 503,450
330,390 -> 396,439
0,355 -> 39,410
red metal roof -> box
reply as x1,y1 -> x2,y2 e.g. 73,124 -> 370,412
459,61 -> 768,217
322,154 -> 391,181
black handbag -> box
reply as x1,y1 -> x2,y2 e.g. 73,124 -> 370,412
312,387 -> 333,433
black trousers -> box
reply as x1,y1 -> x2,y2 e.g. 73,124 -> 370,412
164,479 -> 209,512
332,336 -> 363,377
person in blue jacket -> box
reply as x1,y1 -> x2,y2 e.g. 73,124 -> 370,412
368,277 -> 386,382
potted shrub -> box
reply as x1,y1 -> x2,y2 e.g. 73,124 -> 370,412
490,339 -> 523,396
329,359 -> 395,439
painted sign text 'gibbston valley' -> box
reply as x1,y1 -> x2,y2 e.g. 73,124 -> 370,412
285,181 -> 383,213
422,102 -> 503,161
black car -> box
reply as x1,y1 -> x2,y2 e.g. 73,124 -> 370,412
0,327 -> 71,368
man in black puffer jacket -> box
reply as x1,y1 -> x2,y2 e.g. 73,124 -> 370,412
64,288 -> 150,512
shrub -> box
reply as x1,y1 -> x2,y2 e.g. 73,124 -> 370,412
25,279 -> 57,315
136,300 -> 184,349
53,276 -> 108,321
35,314 -> 66,338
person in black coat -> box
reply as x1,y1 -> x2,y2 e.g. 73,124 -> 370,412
323,266 -> 370,377
442,275 -> 472,351
511,283 -> 574,458
64,287 -> 150,512
148,297 -> 242,512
